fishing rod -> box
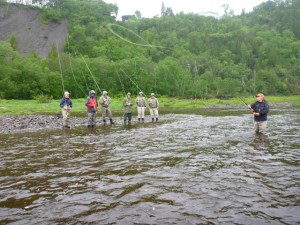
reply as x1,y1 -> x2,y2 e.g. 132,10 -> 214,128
57,43 -> 65,94
107,23 -> 168,49
110,60 -> 126,95
117,73 -> 126,95
66,35 -> 86,97
119,67 -> 145,96
72,50 -> 90,92
68,53 -> 87,96
238,96 -> 248,106
238,96 -> 254,113
81,55 -> 102,94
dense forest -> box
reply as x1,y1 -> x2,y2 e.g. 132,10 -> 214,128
0,0 -> 300,99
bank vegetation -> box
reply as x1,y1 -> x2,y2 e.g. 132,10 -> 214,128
0,0 -> 300,100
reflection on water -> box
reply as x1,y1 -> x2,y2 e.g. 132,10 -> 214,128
0,107 -> 300,224
251,134 -> 270,151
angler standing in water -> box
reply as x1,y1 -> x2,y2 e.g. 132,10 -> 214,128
123,92 -> 134,124
148,93 -> 159,122
59,91 -> 72,129
248,93 -> 269,134
99,91 -> 114,125
85,90 -> 98,127
135,92 -> 147,123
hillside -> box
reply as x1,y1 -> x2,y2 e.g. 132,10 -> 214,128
0,3 -> 68,56
0,0 -> 299,100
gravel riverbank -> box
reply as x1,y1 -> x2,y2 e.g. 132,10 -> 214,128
0,114 -> 87,134
0,102 -> 296,134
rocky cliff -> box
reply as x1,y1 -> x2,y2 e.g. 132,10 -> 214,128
0,3 -> 68,57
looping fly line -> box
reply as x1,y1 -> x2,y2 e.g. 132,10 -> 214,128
107,23 -> 167,49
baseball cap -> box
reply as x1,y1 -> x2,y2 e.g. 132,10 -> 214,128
256,93 -> 265,98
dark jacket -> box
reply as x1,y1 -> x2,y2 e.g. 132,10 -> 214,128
60,97 -> 72,108
250,100 -> 269,121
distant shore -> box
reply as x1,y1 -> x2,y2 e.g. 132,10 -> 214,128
0,96 -> 299,116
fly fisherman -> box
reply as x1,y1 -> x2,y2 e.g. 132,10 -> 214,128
148,93 -> 159,122
135,91 -> 147,123
123,92 -> 134,124
99,91 -> 114,125
85,90 -> 98,127
59,91 -> 72,128
248,93 -> 269,134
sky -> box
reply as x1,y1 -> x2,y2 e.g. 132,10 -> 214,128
103,0 -> 268,19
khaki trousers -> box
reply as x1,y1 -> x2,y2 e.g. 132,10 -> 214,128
102,107 -> 112,120
149,108 -> 159,118
254,121 -> 267,134
62,109 -> 70,126
137,107 -> 145,119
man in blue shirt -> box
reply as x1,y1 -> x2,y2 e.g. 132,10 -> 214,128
60,91 -> 72,128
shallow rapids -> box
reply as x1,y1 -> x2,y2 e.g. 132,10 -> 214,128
1,107 -> 299,224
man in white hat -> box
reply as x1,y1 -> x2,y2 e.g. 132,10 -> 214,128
148,93 -> 159,122
135,91 -> 147,123
99,90 -> 114,124
59,91 -> 72,128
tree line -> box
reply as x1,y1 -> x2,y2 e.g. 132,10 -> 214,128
0,0 -> 300,99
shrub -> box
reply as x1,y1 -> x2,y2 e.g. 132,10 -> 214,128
34,94 -> 53,103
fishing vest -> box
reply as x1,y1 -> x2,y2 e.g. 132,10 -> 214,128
99,96 -> 111,108
86,97 -> 97,110
148,98 -> 158,108
123,97 -> 133,113
136,97 -> 146,107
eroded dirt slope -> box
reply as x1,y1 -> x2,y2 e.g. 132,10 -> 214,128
0,3 -> 68,56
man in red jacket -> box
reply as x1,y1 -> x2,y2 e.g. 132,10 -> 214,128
85,90 -> 98,127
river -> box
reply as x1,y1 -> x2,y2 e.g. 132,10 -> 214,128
0,107 -> 299,224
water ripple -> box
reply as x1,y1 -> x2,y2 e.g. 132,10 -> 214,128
1,108 -> 300,224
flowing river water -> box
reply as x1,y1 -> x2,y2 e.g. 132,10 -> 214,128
0,106 -> 300,224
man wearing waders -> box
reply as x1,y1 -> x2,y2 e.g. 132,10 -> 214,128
85,90 -> 98,127
60,91 -> 72,128
248,93 -> 269,134
148,93 -> 159,122
99,91 -> 114,125
135,92 -> 146,123
123,92 -> 134,124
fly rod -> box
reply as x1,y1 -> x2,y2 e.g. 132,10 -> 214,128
238,96 -> 254,113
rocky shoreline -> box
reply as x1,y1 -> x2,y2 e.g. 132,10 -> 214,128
0,114 -> 87,134
0,102 -> 296,134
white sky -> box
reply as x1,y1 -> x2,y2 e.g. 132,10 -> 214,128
103,0 -> 268,19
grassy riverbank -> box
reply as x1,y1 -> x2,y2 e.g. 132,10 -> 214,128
0,95 -> 299,115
